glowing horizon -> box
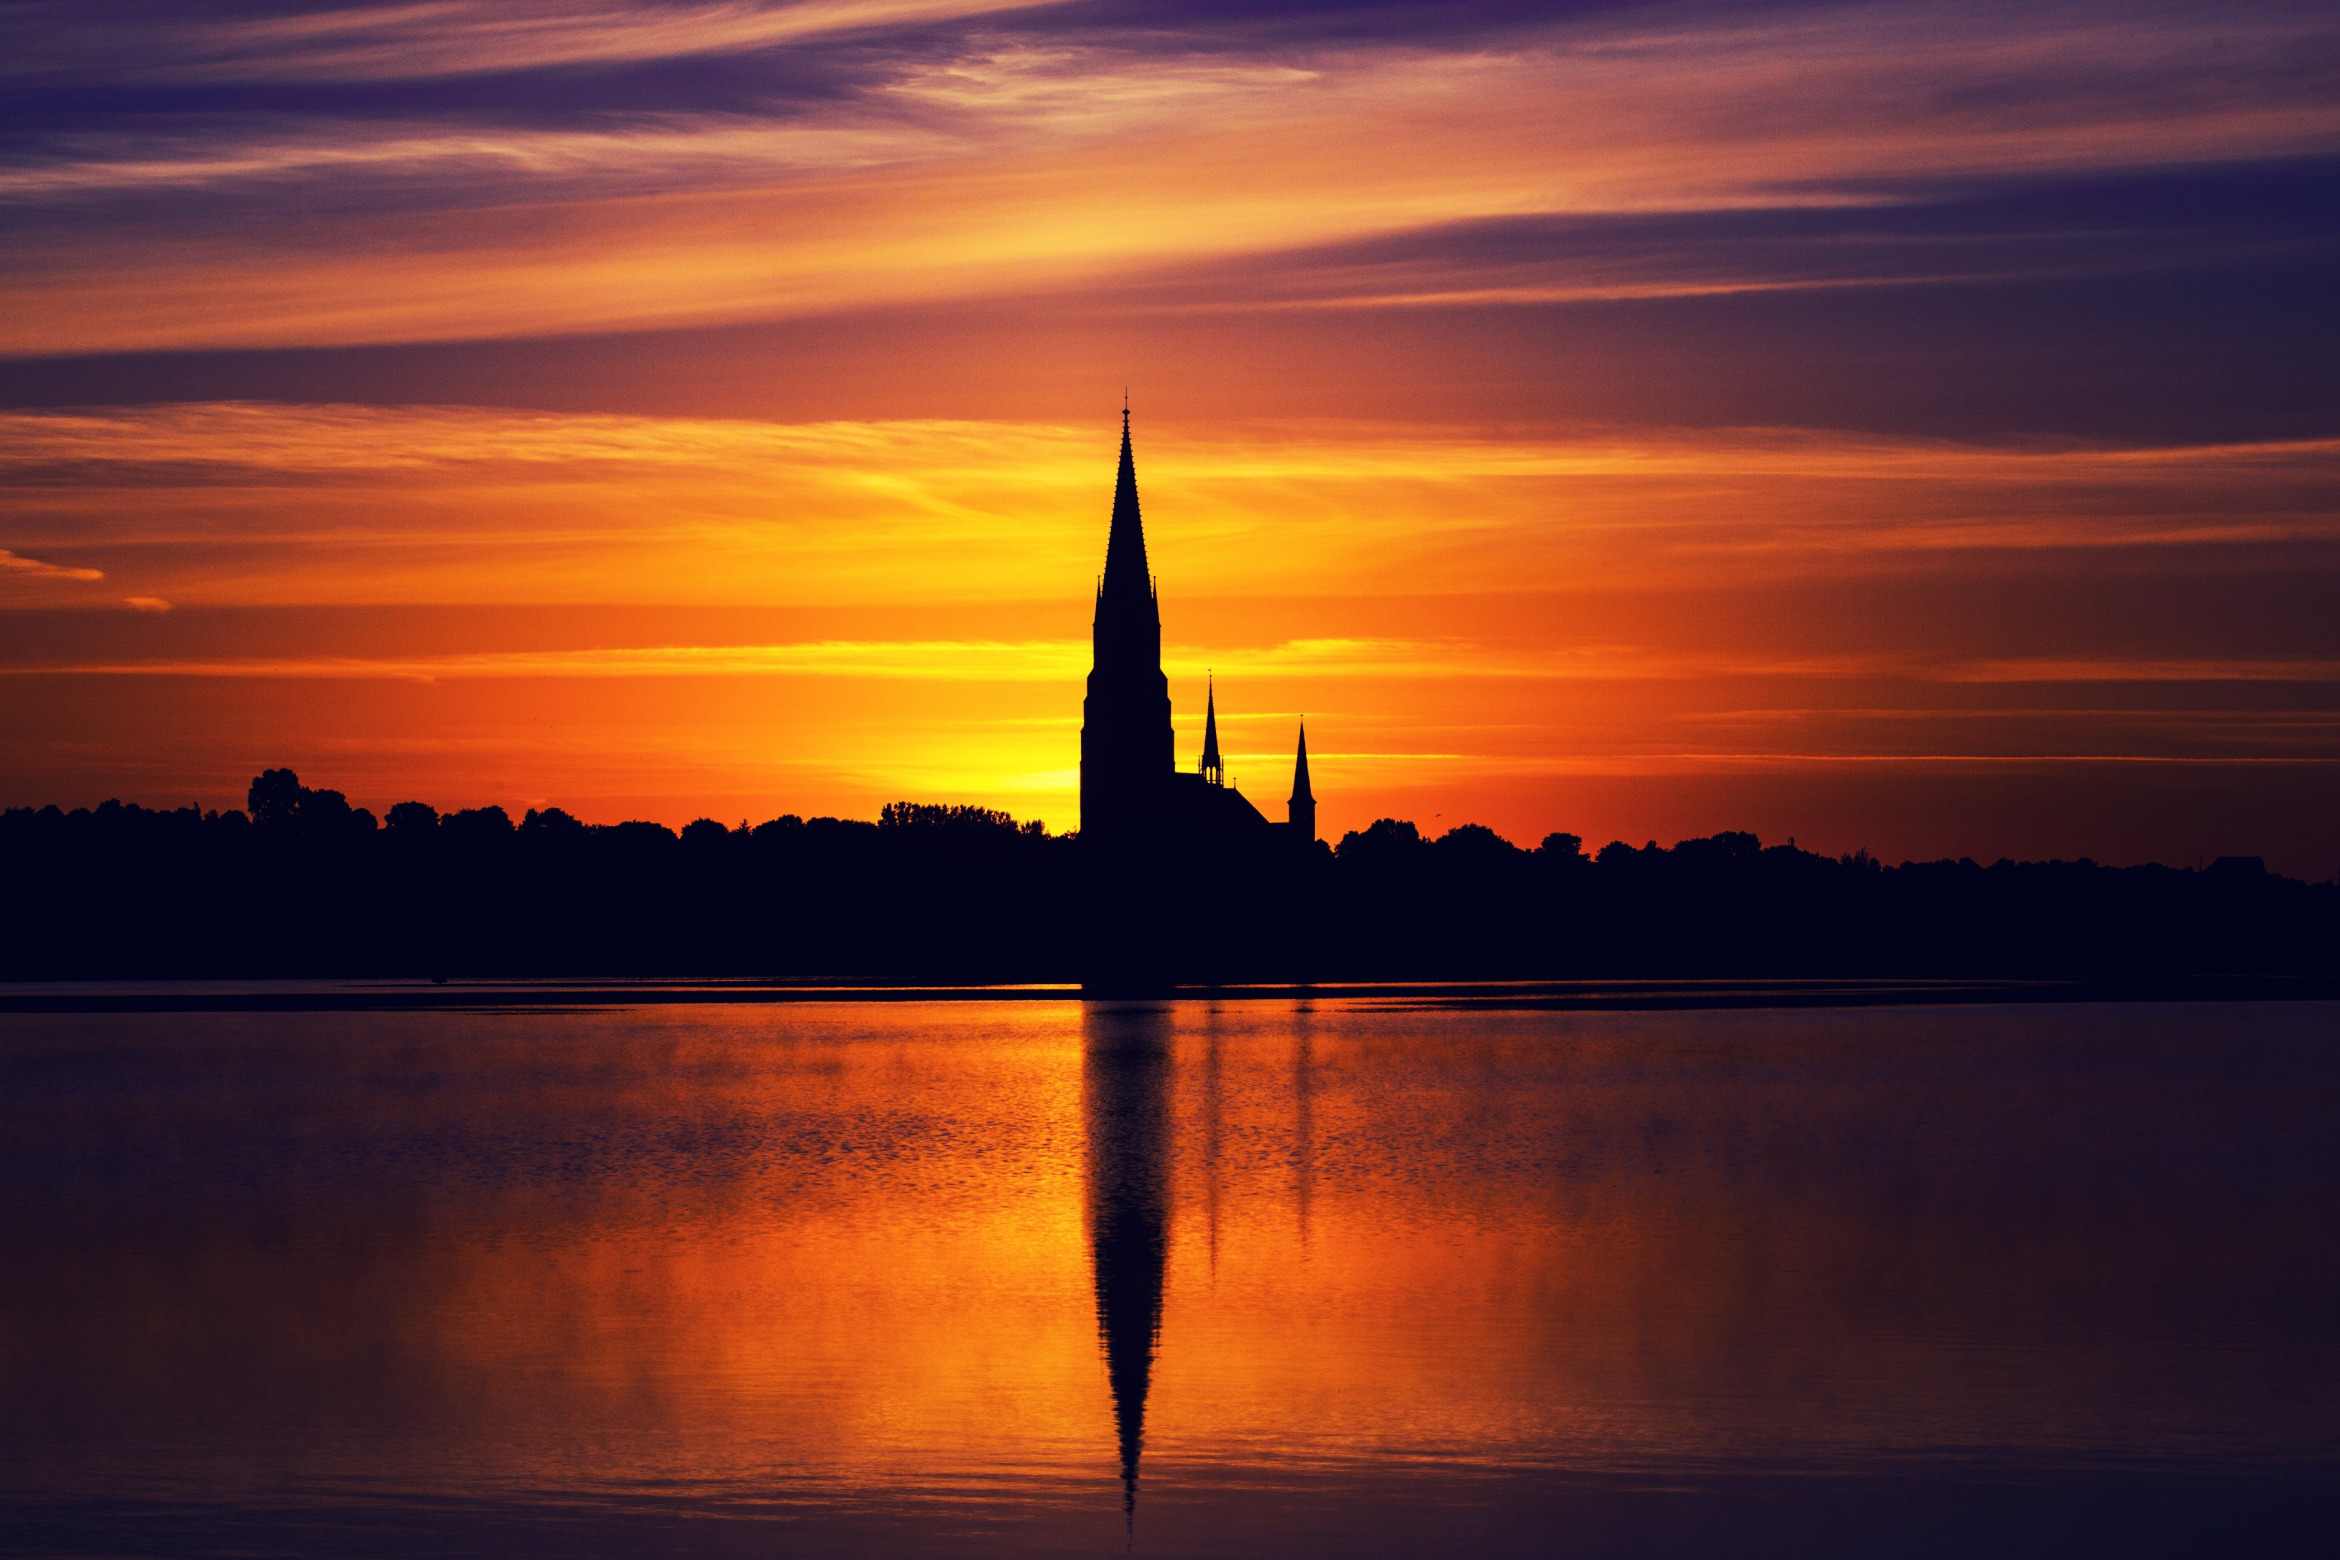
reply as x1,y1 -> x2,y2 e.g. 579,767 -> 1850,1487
2,0 -> 2336,872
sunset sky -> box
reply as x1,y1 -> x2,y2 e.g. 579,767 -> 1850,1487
3,0 -> 2336,871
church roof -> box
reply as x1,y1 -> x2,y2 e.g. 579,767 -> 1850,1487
1290,720 -> 1314,803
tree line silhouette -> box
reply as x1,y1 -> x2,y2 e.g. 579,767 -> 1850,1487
3,768 -> 2334,981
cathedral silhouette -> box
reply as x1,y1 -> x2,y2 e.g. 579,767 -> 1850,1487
1080,406 -> 1316,848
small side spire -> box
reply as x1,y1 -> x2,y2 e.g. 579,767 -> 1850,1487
1288,720 -> 1316,842
1199,675 -> 1223,786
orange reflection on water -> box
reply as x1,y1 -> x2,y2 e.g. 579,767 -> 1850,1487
4,998 -> 2338,1551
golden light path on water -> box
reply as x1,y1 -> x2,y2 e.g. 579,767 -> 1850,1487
9,997 -> 2337,1559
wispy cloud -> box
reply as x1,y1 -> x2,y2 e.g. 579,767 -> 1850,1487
19,1 -> 1028,84
0,548 -> 105,581
2,640 -> 1092,682
0,120 -> 970,201
1943,658 -> 2340,684
17,636 -> 2340,693
2,405 -> 2332,606
0,634 -> 1644,683
3,1 -> 2332,352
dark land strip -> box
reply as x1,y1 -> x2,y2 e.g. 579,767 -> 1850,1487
4,976 -> 2337,1014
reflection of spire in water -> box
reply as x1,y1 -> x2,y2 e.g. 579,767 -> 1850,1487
1083,1002 -> 1174,1531
1203,1002 -> 1224,1278
1293,1000 -> 1316,1253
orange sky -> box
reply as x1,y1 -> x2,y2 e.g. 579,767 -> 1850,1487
3,0 -> 2337,871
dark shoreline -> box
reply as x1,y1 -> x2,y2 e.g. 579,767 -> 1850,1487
16,793 -> 2338,992
5,975 -> 2339,1014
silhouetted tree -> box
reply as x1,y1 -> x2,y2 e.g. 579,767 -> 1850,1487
247,768 -> 303,828
1539,832 -> 1586,862
3,772 -> 2336,982
1336,817 -> 1424,864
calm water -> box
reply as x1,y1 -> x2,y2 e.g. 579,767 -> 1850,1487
3,998 -> 2337,1557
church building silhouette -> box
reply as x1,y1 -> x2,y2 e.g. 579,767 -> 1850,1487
1080,406 -> 1316,848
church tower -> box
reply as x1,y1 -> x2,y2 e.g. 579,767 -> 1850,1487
1288,721 -> 1316,842
1199,677 -> 1223,787
1080,406 -> 1174,844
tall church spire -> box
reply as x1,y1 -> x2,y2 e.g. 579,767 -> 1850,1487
1100,401 -> 1152,611
1199,676 -> 1223,786
1081,401 -> 1173,847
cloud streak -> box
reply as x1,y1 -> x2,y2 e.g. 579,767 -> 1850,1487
0,548 -> 105,582
2,404 -> 2332,607
17,1 -> 1028,84
16,637 -> 2340,691
3,2 -> 2333,352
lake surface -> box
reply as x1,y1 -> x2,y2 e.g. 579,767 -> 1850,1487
3,998 -> 2337,1557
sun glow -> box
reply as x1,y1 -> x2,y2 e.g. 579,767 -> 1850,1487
2,399 -> 2335,860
